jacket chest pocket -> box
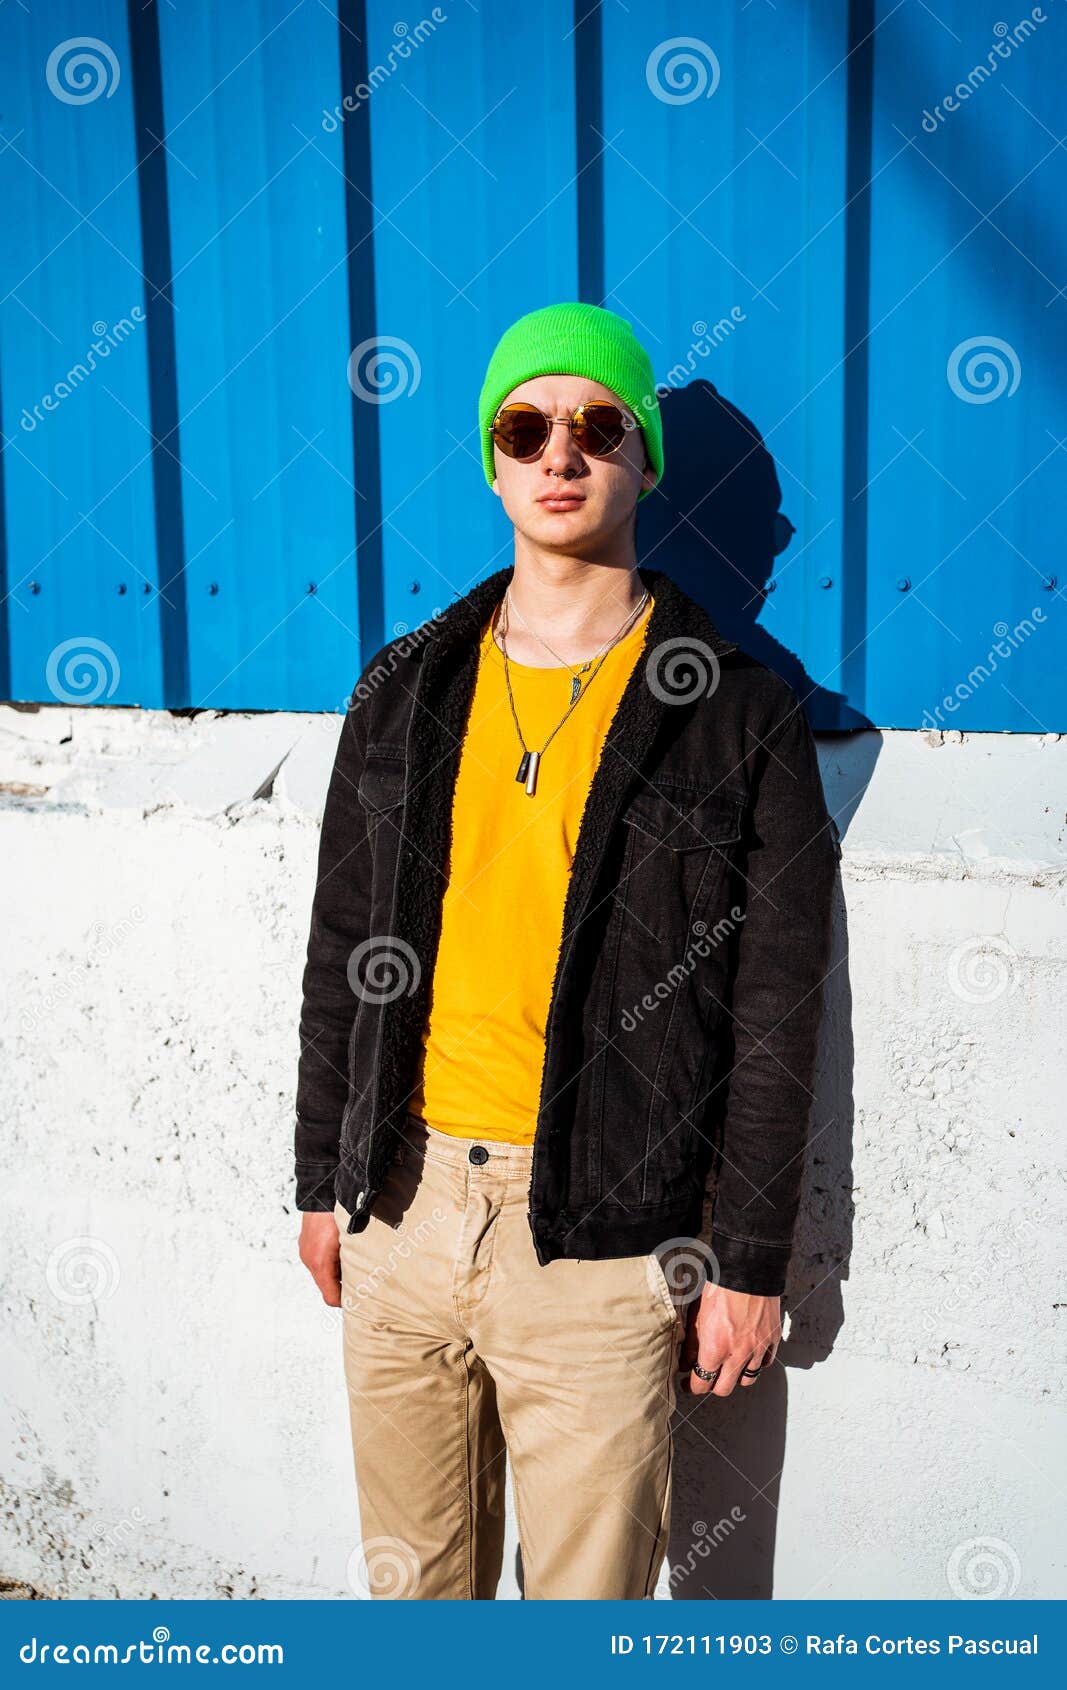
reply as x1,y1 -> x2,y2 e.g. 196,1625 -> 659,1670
356,756 -> 407,916
619,784 -> 744,946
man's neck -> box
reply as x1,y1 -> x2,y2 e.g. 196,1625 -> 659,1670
492,551 -> 648,670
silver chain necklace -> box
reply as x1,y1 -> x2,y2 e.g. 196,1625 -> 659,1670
492,582 -> 651,796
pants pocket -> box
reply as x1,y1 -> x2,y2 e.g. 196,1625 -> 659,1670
645,1249 -> 684,1332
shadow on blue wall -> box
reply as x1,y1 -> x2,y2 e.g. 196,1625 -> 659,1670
638,378 -> 873,734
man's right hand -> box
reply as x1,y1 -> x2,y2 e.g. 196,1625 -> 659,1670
299,1211 -> 342,1306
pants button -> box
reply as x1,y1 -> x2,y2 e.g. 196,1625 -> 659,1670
468,1144 -> 489,1166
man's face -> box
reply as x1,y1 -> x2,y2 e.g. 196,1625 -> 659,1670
489,374 -> 658,547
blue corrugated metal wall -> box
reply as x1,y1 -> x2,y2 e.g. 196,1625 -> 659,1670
1,0 -> 1062,727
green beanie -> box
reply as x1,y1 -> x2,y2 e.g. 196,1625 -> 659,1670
478,302 -> 663,501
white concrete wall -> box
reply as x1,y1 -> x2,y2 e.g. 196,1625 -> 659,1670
1,706 -> 1064,1601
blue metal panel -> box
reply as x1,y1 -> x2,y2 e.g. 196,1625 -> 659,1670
362,0 -> 580,640
600,1 -> 858,727
861,0 -> 1065,731
156,0 -> 357,710
0,0 -> 1062,727
0,0 -> 163,706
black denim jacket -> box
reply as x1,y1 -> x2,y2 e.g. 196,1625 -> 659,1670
294,565 -> 838,1296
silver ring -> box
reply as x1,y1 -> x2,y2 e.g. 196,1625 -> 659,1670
691,1362 -> 721,1383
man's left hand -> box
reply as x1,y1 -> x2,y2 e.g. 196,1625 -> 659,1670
680,1284 -> 781,1396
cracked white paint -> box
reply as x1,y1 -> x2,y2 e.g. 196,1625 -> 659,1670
0,707 -> 1064,1600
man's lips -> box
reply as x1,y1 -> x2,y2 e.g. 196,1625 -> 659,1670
536,491 -> 586,507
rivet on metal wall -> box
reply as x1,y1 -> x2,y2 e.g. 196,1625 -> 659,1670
896,576 -> 911,591
408,580 -> 421,593
764,578 -> 777,594
817,575 -> 833,589
1041,575 -> 1057,590
117,583 -> 127,595
208,583 -> 219,596
29,581 -> 41,595
306,582 -> 317,594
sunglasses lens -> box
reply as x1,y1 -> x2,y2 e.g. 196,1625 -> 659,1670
492,404 -> 550,460
573,403 -> 629,456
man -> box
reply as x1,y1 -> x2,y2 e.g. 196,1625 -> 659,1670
295,302 -> 837,1600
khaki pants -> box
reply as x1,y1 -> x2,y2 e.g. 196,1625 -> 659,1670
335,1113 -> 686,1599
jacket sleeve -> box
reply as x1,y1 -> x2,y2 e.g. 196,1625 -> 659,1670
293,685 -> 374,1211
707,696 -> 838,1296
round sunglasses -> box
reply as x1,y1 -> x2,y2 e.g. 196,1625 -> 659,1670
490,400 -> 639,463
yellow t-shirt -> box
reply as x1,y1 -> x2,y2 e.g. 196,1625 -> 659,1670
407,593 -> 655,1143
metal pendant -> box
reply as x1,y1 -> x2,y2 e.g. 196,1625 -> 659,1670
524,750 -> 540,796
569,673 -> 582,705
515,750 -> 530,784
